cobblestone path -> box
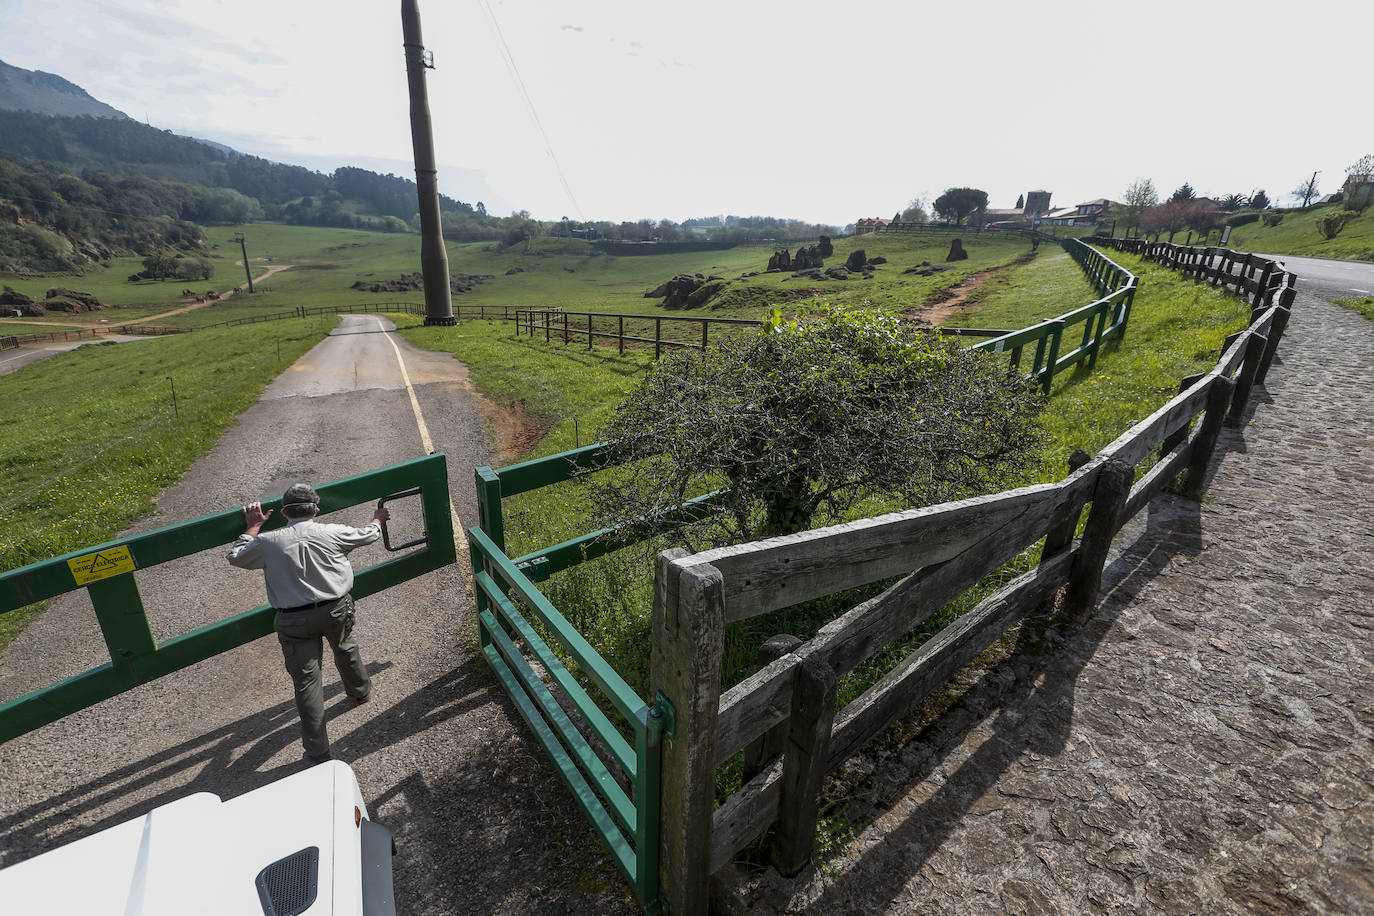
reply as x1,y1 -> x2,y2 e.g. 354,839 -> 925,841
735,289 -> 1374,914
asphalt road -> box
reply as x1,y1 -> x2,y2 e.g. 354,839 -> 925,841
0,334 -> 151,376
0,315 -> 633,914
1259,251 -> 1374,301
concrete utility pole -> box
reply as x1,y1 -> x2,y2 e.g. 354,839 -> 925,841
401,0 -> 456,326
233,232 -> 254,293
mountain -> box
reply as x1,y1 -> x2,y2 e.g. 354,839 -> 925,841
0,59 -> 128,120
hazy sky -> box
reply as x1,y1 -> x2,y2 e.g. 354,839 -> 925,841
0,0 -> 1367,226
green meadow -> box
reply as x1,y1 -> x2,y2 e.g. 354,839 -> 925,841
1226,203 -> 1374,261
1,224 -> 1250,691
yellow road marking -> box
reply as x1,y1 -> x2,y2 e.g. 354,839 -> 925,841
375,317 -> 469,562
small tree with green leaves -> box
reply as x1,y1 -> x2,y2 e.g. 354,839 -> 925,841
1170,182 -> 1196,202
589,308 -> 1045,550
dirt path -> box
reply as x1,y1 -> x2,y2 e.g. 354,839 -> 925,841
728,288 -> 1374,914
904,252 -> 1036,327
117,260 -> 297,326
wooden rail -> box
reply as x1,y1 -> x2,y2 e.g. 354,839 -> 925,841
1086,237 -> 1297,311
0,328 -> 103,347
648,258 -> 1295,913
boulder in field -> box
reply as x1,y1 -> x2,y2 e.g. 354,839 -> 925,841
844,250 -> 868,272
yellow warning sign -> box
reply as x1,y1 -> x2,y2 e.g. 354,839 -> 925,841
68,546 -> 137,585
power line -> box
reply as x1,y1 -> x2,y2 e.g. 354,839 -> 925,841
477,0 -> 583,219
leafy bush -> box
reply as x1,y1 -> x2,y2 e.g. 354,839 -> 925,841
1261,212 -> 1284,227
174,256 -> 214,281
590,308 -> 1045,548
1316,210 -> 1359,240
1226,212 -> 1260,228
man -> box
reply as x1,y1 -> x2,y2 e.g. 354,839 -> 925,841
227,483 -> 390,763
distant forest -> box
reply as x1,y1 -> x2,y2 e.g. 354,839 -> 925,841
0,110 -> 839,273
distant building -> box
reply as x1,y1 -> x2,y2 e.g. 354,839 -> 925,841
1040,198 -> 1115,227
970,190 -> 1054,228
854,216 -> 892,235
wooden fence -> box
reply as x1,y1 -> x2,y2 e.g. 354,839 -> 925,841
647,249 -> 1297,914
514,308 -> 765,359
0,328 -> 103,347
1086,237 -> 1297,310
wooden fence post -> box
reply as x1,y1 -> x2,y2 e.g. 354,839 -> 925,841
1255,306 -> 1290,385
742,635 -> 802,784
655,318 -> 663,360
1061,458 -> 1133,623
1181,375 -> 1235,499
652,550 -> 725,916
1159,374 -> 1205,458
618,315 -> 625,355
769,655 -> 838,877
1226,331 -> 1268,425
1040,449 -> 1092,563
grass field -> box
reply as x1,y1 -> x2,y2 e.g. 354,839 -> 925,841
392,240 -> 1249,706
0,317 -> 336,653
1226,203 -> 1374,261
8,223 -> 1040,329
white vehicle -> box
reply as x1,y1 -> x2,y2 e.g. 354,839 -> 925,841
0,760 -> 395,915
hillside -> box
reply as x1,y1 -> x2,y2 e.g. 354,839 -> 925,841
0,59 -> 127,120
1227,202 -> 1374,261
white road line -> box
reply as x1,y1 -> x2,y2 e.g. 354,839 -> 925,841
375,317 -> 470,562
1350,288 -> 1371,294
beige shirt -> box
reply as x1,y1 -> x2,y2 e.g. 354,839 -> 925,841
227,517 -> 382,609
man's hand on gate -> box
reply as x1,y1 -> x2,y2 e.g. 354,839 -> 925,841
372,506 -> 391,525
243,501 -> 273,535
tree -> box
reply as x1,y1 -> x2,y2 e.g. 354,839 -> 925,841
1346,154 -> 1374,184
1141,200 -> 1208,242
140,251 -> 178,280
588,308 -> 1044,547
1292,172 -> 1320,207
901,197 -> 929,223
933,187 -> 989,225
1120,179 -> 1159,229
174,256 -> 213,281
1016,194 -> 1025,209
1219,193 -> 1248,212
1170,182 -> 1196,202
1250,189 -> 1271,211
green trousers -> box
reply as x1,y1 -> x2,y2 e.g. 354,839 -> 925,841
273,594 -> 372,759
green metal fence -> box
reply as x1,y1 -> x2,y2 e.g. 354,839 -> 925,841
0,453 -> 455,744
969,238 -> 1138,393
471,446 -> 676,913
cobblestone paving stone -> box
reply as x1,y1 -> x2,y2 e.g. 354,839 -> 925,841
733,291 -> 1374,914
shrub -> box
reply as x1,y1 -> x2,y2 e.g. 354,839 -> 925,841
1261,212 -> 1284,228
1316,210 -> 1358,240
590,308 -> 1045,547
174,256 -> 214,281
1226,212 -> 1260,228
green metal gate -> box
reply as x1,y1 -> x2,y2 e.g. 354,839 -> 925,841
0,453 -> 455,744
471,444 -> 675,913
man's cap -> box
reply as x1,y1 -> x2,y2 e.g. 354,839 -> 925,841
282,483 -> 320,513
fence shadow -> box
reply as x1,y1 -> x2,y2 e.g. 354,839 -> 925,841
789,490 -> 1206,914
